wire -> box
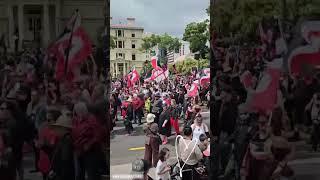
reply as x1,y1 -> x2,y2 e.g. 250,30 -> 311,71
175,135 -> 199,178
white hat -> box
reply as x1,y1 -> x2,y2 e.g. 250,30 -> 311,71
146,113 -> 156,123
51,116 -> 72,129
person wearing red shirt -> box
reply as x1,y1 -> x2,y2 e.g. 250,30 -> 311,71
37,107 -> 61,179
133,94 -> 145,125
72,102 -> 106,180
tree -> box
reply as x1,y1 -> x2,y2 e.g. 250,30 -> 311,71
211,0 -> 320,43
110,35 -> 116,49
141,34 -> 161,50
183,20 -> 209,59
170,58 -> 209,75
141,33 -> 181,64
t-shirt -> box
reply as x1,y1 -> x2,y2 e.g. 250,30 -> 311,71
191,123 -> 209,142
178,138 -> 203,165
155,160 -> 170,180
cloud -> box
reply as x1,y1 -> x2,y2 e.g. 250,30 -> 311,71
111,0 -> 209,38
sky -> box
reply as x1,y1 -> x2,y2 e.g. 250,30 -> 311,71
110,0 -> 209,38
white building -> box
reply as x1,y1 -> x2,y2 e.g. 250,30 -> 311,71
0,0 -> 104,51
110,17 -> 146,78
167,40 -> 191,64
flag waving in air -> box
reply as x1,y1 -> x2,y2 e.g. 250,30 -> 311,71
188,80 -> 199,97
241,58 -> 283,113
48,10 -> 92,81
127,66 -> 140,87
130,67 -> 140,84
151,56 -> 161,70
288,21 -> 320,76
200,68 -> 210,87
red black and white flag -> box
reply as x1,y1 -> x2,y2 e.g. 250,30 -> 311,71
241,58 -> 282,113
48,10 -> 92,81
288,21 -> 320,76
188,80 -> 199,97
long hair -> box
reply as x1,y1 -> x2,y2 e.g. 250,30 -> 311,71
159,147 -> 170,162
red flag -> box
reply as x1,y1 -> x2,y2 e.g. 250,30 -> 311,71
200,74 -> 210,87
188,80 -> 199,97
151,56 -> 161,70
242,58 -> 282,113
150,69 -> 169,83
288,21 -> 320,75
130,68 -> 140,84
48,11 -> 92,81
240,71 -> 254,89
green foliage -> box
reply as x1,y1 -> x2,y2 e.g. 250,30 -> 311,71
141,34 -> 160,51
170,58 -> 209,75
141,34 -> 181,65
110,35 -> 116,49
183,20 -> 209,58
211,0 -> 320,43
140,61 -> 153,76
141,34 -> 181,52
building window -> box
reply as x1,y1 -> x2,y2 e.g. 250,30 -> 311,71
132,54 -> 136,60
116,53 -> 126,59
132,33 -> 135,38
118,41 -> 125,48
117,30 -> 123,37
118,41 -> 122,48
131,41 -> 136,49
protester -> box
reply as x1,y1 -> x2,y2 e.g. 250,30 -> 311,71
37,107 -> 61,180
124,97 -> 134,135
158,103 -> 171,145
191,113 -> 210,142
178,126 -> 203,180
72,102 -> 105,180
0,101 -> 16,180
49,116 -> 75,180
143,113 -> 160,167
169,99 -> 180,135
155,147 -> 171,180
151,92 -> 163,124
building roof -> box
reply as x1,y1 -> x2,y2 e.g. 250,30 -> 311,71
111,24 -> 144,30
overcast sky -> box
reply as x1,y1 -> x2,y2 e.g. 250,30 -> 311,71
111,0 -> 209,38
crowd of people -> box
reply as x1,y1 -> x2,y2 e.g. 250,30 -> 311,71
208,41 -> 320,179
111,73 -> 211,180
0,47 -> 107,180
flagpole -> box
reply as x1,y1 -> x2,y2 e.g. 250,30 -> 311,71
64,9 -> 79,76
